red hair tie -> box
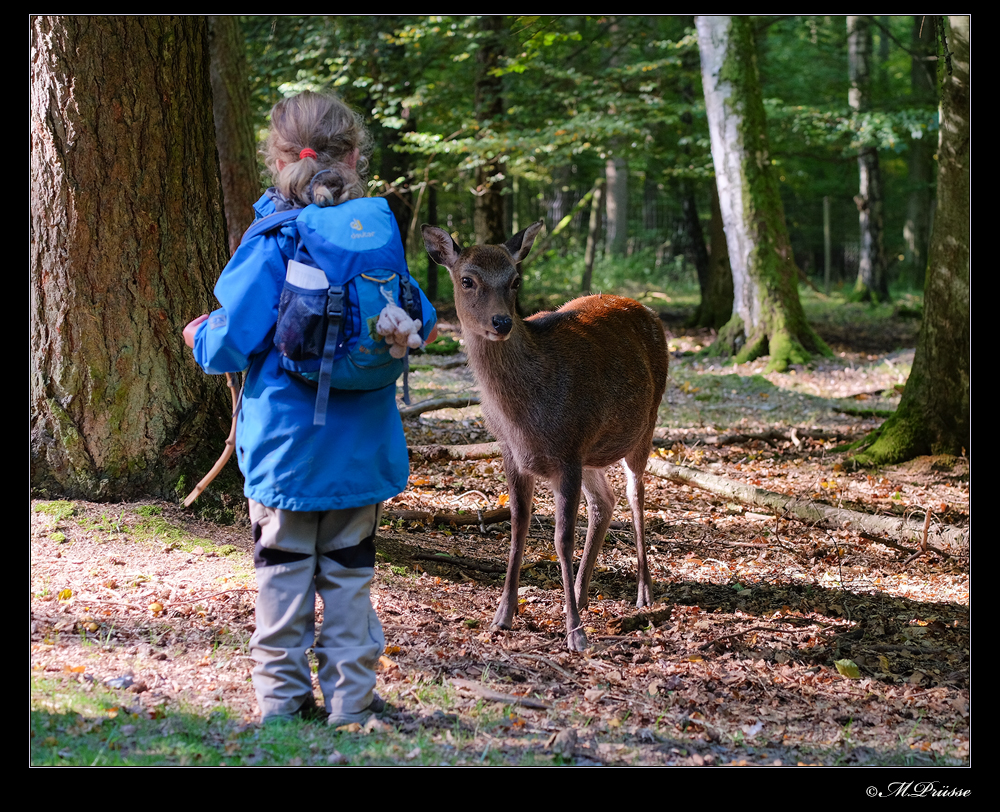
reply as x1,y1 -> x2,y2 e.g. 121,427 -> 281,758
299,148 -> 318,160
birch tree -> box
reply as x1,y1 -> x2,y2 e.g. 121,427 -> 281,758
696,15 -> 828,371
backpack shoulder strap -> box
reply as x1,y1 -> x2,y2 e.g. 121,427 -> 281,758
240,208 -> 302,244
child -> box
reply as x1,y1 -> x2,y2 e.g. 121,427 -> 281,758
183,92 -> 436,726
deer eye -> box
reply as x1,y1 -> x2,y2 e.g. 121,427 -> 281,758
461,276 -> 474,289
511,277 -> 521,290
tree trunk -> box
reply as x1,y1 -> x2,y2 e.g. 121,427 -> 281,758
30,16 -> 233,502
582,180 -> 603,293
903,15 -> 937,285
424,183 -> 439,300
473,16 -> 507,245
696,15 -> 829,371
604,156 -> 629,257
850,16 -> 969,467
689,182 -> 734,330
208,16 -> 260,257
688,181 -> 734,330
849,15 -> 890,302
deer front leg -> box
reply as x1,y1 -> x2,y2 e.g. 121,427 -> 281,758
575,467 -> 615,611
554,465 -> 588,651
492,461 -> 534,631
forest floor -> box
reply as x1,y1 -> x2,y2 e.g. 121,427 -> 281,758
31,296 -> 970,767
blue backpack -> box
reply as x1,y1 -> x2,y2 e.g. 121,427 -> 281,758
242,197 -> 423,426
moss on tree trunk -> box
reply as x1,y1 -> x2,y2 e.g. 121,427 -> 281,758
697,16 -> 830,372
849,16 -> 969,468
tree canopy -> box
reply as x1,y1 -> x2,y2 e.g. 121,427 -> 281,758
238,15 -> 941,286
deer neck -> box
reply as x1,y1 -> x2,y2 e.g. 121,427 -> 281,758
463,317 -> 543,407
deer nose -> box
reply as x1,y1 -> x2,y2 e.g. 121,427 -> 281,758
492,315 -> 513,335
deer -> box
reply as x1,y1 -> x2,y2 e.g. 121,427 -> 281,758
422,221 -> 669,651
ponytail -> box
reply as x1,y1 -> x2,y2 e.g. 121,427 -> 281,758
264,92 -> 371,208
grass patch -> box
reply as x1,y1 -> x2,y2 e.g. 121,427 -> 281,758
34,500 -> 76,523
30,674 -> 543,766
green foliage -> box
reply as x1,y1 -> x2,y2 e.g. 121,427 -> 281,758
239,16 -> 945,300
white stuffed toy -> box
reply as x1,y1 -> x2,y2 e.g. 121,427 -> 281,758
376,287 -> 423,359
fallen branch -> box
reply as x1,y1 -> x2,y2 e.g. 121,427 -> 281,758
428,358 -> 469,370
399,394 -> 481,418
646,458 -> 967,549
387,506 -> 510,527
411,551 -> 507,574
451,678 -> 551,709
407,430 -> 852,460
408,441 -> 501,462
652,427 -> 851,448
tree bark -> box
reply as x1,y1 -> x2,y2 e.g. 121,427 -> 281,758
689,181 -> 734,330
696,16 -> 829,371
850,16 -> 969,467
582,180 -> 603,293
903,15 -> 937,284
604,156 -> 629,257
473,16 -> 508,245
208,16 -> 260,256
848,16 -> 890,302
30,16 -> 233,502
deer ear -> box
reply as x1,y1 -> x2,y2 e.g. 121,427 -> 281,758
504,221 -> 544,264
422,225 -> 462,270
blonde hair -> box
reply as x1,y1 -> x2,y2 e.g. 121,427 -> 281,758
264,91 -> 372,208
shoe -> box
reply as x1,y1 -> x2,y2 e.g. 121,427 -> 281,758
293,694 -> 328,722
327,692 -> 388,727
260,694 -> 324,725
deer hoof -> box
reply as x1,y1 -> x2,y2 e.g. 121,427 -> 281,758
491,606 -> 514,630
635,584 -> 653,609
567,628 -> 589,651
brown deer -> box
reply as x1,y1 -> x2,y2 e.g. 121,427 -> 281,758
422,221 -> 668,651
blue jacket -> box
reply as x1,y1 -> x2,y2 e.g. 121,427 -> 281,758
194,194 -> 436,511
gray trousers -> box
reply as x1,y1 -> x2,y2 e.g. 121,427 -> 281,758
248,500 -> 385,721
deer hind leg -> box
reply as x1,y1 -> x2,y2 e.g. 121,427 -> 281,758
492,461 -> 535,631
575,467 -> 616,611
622,447 -> 654,608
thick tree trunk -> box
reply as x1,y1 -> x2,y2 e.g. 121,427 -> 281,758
30,16 -> 233,501
473,16 -> 507,245
849,16 -> 890,302
850,16 -> 969,467
208,16 -> 260,256
696,15 -> 828,371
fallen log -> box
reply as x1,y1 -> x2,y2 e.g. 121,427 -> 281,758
645,458 -> 967,550
401,440 -> 967,550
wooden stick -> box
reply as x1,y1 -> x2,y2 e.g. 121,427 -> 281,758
183,372 -> 240,507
